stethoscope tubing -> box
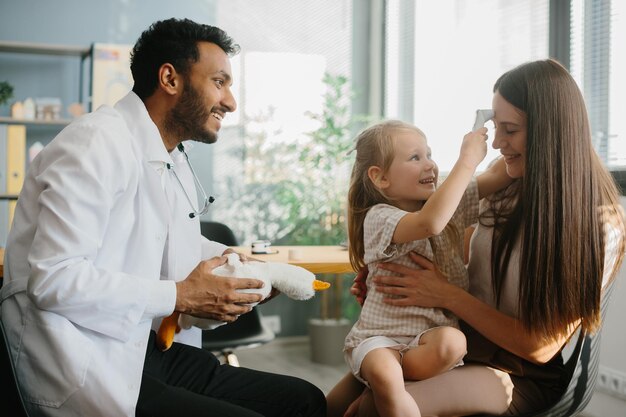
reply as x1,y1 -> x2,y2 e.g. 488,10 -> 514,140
169,143 -> 214,219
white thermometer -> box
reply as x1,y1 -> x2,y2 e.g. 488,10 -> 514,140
473,109 -> 494,131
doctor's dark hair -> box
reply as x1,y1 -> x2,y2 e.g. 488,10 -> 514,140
130,18 -> 240,100
485,59 -> 625,339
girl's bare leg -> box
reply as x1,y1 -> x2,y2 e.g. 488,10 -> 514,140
360,348 -> 420,417
402,327 -> 467,381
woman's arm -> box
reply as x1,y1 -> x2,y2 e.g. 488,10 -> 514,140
475,157 -> 512,199
374,253 -> 577,364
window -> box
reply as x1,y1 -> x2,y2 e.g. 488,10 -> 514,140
385,0 -> 625,176
196,0 -> 354,245
385,0 -> 550,173
571,0 -> 625,168
196,0 -> 626,245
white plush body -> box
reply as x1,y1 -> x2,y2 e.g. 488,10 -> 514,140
180,253 -> 317,330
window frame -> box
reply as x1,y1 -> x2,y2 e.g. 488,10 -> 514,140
376,0 -> 625,193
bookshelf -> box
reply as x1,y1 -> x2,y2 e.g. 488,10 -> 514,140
0,40 -> 91,57
0,41 -> 92,246
0,116 -> 72,127
0,40 -> 92,111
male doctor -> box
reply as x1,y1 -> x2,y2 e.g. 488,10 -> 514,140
0,18 -> 325,417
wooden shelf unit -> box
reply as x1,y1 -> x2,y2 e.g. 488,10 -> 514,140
0,40 -> 91,58
0,116 -> 72,127
0,40 -> 92,110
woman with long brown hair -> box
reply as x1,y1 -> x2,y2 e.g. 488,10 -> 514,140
327,59 -> 625,416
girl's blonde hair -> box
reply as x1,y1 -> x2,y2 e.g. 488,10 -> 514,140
347,120 -> 426,271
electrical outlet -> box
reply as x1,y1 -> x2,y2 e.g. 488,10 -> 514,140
262,315 -> 281,334
609,373 -> 620,393
597,366 -> 626,400
597,370 -> 608,390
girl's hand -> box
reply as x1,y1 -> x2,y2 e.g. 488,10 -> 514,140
373,252 -> 459,308
349,266 -> 368,306
459,127 -> 488,169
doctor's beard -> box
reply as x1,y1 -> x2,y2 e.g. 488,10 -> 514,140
164,81 -> 218,145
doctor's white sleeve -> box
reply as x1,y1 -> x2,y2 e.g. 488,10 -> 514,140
200,235 -> 228,259
25,122 -> 173,342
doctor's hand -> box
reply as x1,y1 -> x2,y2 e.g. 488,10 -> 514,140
221,248 -> 277,303
175,256 -> 265,323
222,247 -> 253,263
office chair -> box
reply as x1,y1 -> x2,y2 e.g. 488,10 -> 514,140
199,221 -> 276,366
1,319 -> 31,417
522,278 -> 616,417
200,221 -> 239,248
474,279 -> 616,417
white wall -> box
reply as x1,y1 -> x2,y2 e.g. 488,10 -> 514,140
583,196 -> 626,417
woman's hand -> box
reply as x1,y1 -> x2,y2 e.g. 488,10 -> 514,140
373,252 -> 461,309
349,266 -> 368,306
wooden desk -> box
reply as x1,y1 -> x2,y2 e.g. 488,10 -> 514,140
0,246 -> 352,277
233,245 -> 355,320
232,245 -> 353,275
0,246 -> 355,307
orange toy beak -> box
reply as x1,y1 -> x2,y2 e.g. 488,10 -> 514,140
313,279 -> 331,291
156,312 -> 181,351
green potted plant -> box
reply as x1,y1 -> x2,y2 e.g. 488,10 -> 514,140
0,81 -> 14,106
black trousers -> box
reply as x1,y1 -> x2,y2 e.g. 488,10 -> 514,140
137,331 -> 326,417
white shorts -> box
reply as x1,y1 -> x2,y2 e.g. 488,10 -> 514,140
345,329 -> 463,386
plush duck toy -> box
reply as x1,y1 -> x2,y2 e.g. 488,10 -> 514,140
156,253 -> 331,350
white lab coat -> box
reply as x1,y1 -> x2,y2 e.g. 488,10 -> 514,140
0,92 -> 226,417
149,141 -> 227,348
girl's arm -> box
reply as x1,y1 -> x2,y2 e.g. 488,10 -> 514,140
373,253 -> 577,364
393,129 -> 487,244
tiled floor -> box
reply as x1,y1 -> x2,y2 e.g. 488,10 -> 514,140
232,336 -> 348,395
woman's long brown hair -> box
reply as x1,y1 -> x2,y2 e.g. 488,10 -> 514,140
484,59 -> 625,339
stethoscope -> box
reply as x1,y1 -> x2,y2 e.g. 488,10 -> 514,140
167,143 -> 215,218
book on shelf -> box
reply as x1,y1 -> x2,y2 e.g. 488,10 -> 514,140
0,124 -> 7,246
0,124 -> 7,194
1,124 -> 26,246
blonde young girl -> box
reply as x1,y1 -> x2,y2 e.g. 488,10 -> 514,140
342,120 -> 510,417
